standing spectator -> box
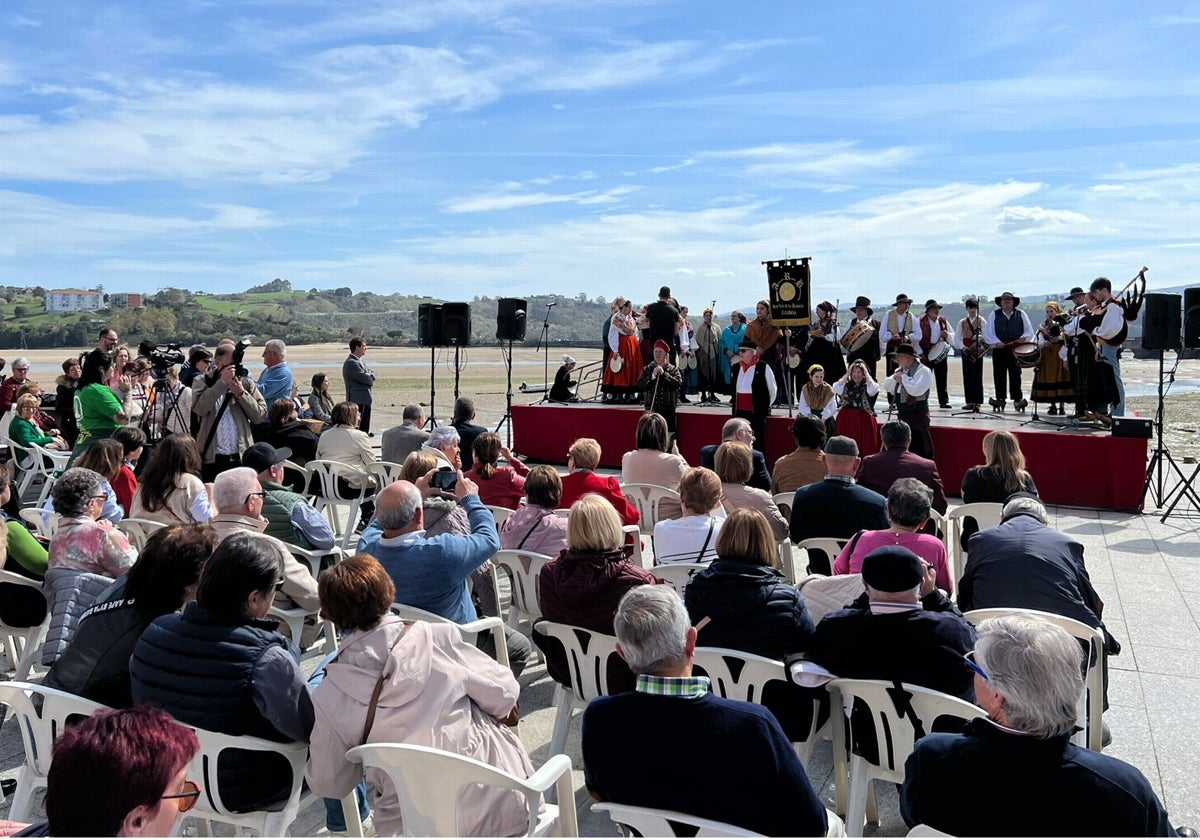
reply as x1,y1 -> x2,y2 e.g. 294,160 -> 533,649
559,437 -> 640,526
307,372 -> 335,424
342,337 -> 376,434
97,326 -> 119,355
464,432 -> 529,510
71,349 -> 129,461
256,339 -> 294,407
450,397 -> 488,468
55,357 -> 82,449
0,357 -> 30,413
621,412 -> 687,521
179,344 -> 212,388
499,465 -> 570,557
193,340 -> 268,481
381,404 -> 429,465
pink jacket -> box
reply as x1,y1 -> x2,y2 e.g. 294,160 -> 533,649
833,529 -> 953,596
306,617 -> 535,837
499,503 -> 569,558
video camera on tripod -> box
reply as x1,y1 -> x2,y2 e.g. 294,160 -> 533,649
136,340 -> 186,380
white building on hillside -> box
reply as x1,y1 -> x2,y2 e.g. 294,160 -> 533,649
46,289 -> 105,312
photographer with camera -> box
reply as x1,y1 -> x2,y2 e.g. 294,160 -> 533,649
193,339 -> 267,481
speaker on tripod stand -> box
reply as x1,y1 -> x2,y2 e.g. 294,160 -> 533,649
495,298 -> 527,447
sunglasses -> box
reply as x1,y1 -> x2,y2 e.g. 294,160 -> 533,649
161,780 -> 202,813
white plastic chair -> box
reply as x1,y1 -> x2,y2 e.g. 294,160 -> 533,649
532,621 -> 622,756
621,482 -> 682,535
622,523 -> 648,568
491,549 -> 555,631
174,724 -> 311,836
592,801 -> 765,837
794,537 -> 849,580
829,678 -> 985,836
365,460 -> 405,490
964,607 -> 1106,752
306,459 -> 371,550
907,823 -> 954,837
19,507 -> 59,541
651,562 -> 709,596
796,573 -> 865,623
945,502 -> 1003,585
280,459 -> 310,495
286,543 -> 347,580
390,603 -> 509,669
486,505 -> 517,530
772,491 -> 794,519
11,443 -> 68,506
926,507 -> 949,545
0,682 -> 109,822
345,742 -> 577,837
0,570 -> 50,680
117,517 -> 166,553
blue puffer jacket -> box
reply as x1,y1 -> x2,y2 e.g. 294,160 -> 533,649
684,559 -> 816,660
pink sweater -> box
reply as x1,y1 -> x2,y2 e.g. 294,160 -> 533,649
833,529 -> 953,596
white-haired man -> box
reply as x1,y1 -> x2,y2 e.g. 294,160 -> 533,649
357,474 -> 530,676
902,615 -> 1184,837
257,339 -> 294,406
581,585 -> 830,837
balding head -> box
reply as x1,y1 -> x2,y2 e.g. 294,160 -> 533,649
376,480 -> 424,534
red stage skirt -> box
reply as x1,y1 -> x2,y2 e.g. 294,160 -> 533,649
602,334 -> 642,391
835,407 -> 881,457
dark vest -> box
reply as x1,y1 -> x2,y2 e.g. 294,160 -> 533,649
994,310 -> 1024,343
731,361 -> 772,418
260,482 -> 312,549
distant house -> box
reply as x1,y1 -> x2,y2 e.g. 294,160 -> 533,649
108,293 -> 143,310
46,289 -> 105,312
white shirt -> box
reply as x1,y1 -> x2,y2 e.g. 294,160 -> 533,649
884,363 -> 935,400
983,309 -> 1034,344
652,515 -> 723,565
735,361 -> 777,405
879,308 -> 916,352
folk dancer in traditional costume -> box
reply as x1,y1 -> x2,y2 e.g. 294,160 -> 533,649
984,291 -> 1034,412
1031,302 -> 1073,415
798,363 -> 838,438
879,293 -> 917,379
694,307 -> 723,403
1079,276 -> 1132,419
833,359 -> 881,457
845,296 -> 882,380
733,338 -> 777,457
918,299 -> 955,409
954,299 -> 988,411
602,297 -> 642,404
676,305 -> 696,402
884,343 -> 935,460
719,311 -> 748,399
747,300 -> 787,406
640,340 -> 684,434
806,300 -> 847,384
1062,286 -> 1091,418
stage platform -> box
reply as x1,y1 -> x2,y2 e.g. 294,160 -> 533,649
511,401 -> 1149,511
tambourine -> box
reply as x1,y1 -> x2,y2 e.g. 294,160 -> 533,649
787,347 -> 802,369
684,354 -> 698,370
609,355 -> 624,373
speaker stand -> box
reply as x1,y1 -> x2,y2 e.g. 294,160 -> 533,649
535,301 -> 556,405
452,342 -> 462,401
422,345 -> 440,430
1142,351 -> 1200,517
495,338 -> 515,447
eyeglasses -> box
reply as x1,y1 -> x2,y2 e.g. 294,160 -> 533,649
89,494 -> 108,503
963,650 -> 989,682
161,780 -> 202,813
273,579 -> 286,592
244,491 -> 266,504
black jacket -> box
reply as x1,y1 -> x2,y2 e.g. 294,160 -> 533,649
699,444 -> 771,492
42,597 -> 149,708
685,559 -> 815,660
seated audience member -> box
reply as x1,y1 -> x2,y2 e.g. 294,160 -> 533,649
307,372 -> 335,424
47,468 -> 137,578
306,555 -> 535,837
380,404 -> 429,466
243,442 -> 336,552
43,524 -> 218,708
901,615 -> 1185,837
716,442 -> 787,540
315,400 -> 377,526
357,474 -> 531,676
652,467 -> 724,565
110,427 -> 145,516
809,545 -> 977,701
450,397 -> 488,468
788,436 -> 890,560
130,434 -> 216,526
961,428 -> 1038,503
421,424 -> 463,471
56,438 -> 125,524
699,418 -> 771,491
833,477 -> 953,595
559,437 -> 640,526
856,419 -> 948,516
264,398 -> 318,466
685,508 -> 814,659
537,494 -> 658,686
621,412 -> 687,520
15,706 -> 201,838
0,463 -> 49,630
131,533 -> 313,813
770,414 -> 828,495
499,465 -> 569,557
581,585 -> 829,837
464,432 -> 530,510
8,394 -> 67,464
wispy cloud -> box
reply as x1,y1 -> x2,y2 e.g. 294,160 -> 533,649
442,185 -> 639,213
996,205 -> 1092,235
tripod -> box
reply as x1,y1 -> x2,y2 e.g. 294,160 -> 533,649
1147,351 -> 1200,518
535,300 -> 557,404
423,345 -> 440,430
495,337 -> 515,447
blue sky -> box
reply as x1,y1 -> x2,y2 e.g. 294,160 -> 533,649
2,1 -> 1199,311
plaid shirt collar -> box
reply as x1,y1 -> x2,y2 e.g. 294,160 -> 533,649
635,673 -> 711,699
824,474 -> 856,485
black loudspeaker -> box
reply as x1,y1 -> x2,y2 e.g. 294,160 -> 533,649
1141,293 -> 1181,351
418,303 -> 443,347
496,297 -> 528,341
442,302 -> 472,346
1112,417 -> 1153,439
1184,288 -> 1200,348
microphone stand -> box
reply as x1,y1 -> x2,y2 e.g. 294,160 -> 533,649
535,300 -> 557,404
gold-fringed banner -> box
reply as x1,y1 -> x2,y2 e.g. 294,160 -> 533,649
763,257 -> 812,327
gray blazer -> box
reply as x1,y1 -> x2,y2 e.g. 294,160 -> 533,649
342,353 -> 376,405
381,422 -> 431,466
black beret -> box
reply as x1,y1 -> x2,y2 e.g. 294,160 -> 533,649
861,545 -> 925,592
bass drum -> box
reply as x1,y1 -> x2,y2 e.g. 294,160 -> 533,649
841,320 -> 876,354
925,341 -> 950,366
1012,341 -> 1042,368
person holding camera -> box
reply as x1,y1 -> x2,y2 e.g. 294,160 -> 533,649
193,340 -> 267,481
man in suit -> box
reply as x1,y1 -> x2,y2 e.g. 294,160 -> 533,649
342,336 -> 376,434
558,437 -> 640,526
856,420 -> 948,517
788,436 -> 889,571
381,404 -> 430,465
699,417 -> 770,491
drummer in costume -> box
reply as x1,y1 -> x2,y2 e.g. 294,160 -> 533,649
806,301 -> 847,383
953,298 -> 988,411
733,338 -> 777,457
918,299 -> 955,409
884,343 -> 935,460
843,296 -> 881,376
1080,276 -> 1130,419
983,291 -> 1034,412
1031,301 -> 1073,415
833,359 -> 881,457
694,307 -> 722,403
798,363 -> 838,438
879,292 -> 916,409
640,339 -> 684,434
747,300 -> 787,406
719,310 -> 748,398
601,297 -> 642,404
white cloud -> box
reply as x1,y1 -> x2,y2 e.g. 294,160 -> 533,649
707,141 -> 921,180
441,185 -> 638,213
530,42 -> 700,91
995,205 -> 1092,235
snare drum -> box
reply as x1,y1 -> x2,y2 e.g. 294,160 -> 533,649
841,320 -> 876,354
1011,341 -> 1042,368
925,341 -> 950,366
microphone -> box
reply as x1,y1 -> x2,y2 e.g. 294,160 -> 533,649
546,297 -> 557,308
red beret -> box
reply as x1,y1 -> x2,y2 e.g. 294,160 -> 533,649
653,340 -> 671,354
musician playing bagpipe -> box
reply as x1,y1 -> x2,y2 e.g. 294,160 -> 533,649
984,291 -> 1034,413
1076,274 -> 1146,419
918,299 -> 955,409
